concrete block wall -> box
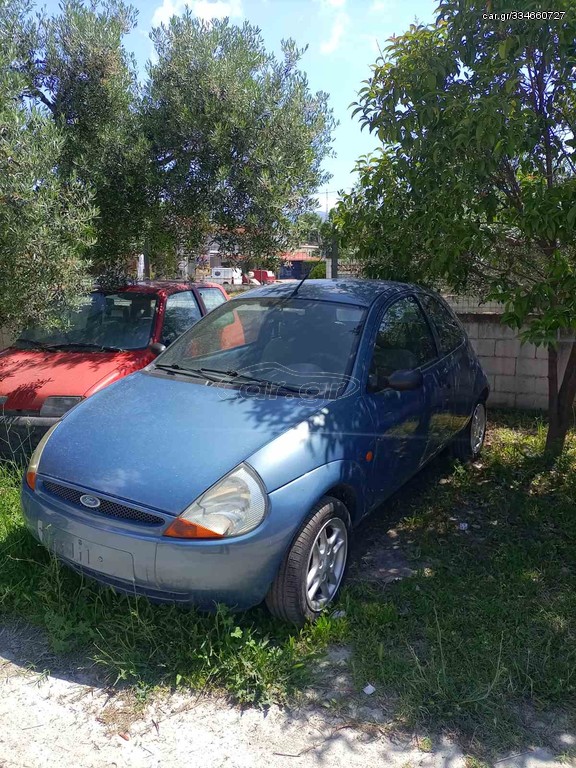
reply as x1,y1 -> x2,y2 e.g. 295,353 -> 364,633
0,329 -> 15,351
458,313 -> 571,411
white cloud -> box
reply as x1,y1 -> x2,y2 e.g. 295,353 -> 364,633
322,0 -> 346,7
369,0 -> 395,12
320,11 -> 349,55
152,0 -> 178,26
152,0 -> 242,27
193,0 -> 242,20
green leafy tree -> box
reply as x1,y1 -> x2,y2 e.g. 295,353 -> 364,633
294,211 -> 325,246
18,0 -> 152,280
0,0 -> 95,331
144,15 -> 335,265
335,0 -> 576,454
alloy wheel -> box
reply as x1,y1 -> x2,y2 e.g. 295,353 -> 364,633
306,517 -> 348,611
471,402 -> 486,455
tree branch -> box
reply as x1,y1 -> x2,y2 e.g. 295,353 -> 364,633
24,87 -> 55,114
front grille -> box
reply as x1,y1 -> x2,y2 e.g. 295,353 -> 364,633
43,480 -> 164,526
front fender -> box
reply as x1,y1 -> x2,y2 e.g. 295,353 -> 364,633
266,459 -> 369,537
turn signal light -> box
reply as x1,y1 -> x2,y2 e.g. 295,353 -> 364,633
163,518 -> 223,539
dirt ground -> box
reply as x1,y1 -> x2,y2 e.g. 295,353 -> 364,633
1,618 -> 573,768
0,627 -> 560,768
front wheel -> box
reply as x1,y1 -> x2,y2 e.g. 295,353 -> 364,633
452,400 -> 487,462
265,496 -> 350,625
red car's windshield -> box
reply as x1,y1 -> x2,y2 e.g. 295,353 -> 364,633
16,292 -> 158,351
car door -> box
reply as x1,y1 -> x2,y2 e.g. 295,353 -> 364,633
161,291 -> 203,347
195,286 -> 227,313
365,295 -> 440,505
418,293 -> 473,438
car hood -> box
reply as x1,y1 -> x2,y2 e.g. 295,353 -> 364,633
0,348 -> 148,410
38,371 -> 325,515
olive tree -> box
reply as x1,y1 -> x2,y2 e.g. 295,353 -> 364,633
144,15 -> 336,264
19,0 -> 152,279
0,0 -> 95,331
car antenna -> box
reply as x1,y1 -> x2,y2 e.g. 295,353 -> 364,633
289,258 -> 324,298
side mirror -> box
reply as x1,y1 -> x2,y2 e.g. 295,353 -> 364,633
388,369 -> 423,392
149,342 -> 166,357
368,367 -> 392,393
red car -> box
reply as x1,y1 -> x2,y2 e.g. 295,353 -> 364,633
0,281 -> 228,456
252,270 -> 276,284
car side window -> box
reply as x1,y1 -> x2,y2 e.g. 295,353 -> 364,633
370,296 -> 437,379
197,287 -> 226,312
162,291 -> 202,346
420,294 -> 465,355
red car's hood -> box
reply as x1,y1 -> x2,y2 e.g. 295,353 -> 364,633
0,348 -> 151,411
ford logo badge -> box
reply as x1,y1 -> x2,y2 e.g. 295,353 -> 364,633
80,494 -> 101,509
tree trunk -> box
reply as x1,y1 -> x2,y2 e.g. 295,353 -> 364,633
331,235 -> 338,279
545,339 -> 576,455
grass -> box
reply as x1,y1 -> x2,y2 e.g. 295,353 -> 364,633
1,410 -> 575,757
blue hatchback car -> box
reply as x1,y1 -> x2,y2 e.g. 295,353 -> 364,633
22,280 -> 489,624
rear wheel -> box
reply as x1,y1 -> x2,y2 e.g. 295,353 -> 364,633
452,400 -> 487,462
265,496 -> 350,625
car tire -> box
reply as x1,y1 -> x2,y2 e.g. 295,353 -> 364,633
265,496 -> 351,626
452,400 -> 487,462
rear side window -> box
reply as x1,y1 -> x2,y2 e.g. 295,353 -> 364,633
420,294 -> 464,355
197,287 -> 226,312
162,291 -> 202,345
370,296 -> 437,376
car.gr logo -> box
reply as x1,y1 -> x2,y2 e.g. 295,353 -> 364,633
214,362 -> 360,402
80,494 -> 101,509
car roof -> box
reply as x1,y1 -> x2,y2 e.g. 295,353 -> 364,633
98,281 -> 225,296
240,278 -> 418,308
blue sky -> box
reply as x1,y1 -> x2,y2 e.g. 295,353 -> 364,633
44,0 -> 436,212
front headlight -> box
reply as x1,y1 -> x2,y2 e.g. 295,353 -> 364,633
26,421 -> 61,490
164,463 -> 268,539
40,396 -> 82,418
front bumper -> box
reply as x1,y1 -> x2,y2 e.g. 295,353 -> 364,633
20,476 -> 302,611
0,416 -> 58,458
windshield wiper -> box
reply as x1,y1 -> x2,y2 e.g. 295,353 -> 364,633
200,368 -> 304,394
47,342 -> 126,352
153,363 -> 212,381
15,338 -> 57,350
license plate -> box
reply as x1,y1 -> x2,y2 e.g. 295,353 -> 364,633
38,522 -> 135,581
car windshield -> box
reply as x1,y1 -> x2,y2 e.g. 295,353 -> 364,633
154,297 -> 367,397
16,292 -> 158,351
